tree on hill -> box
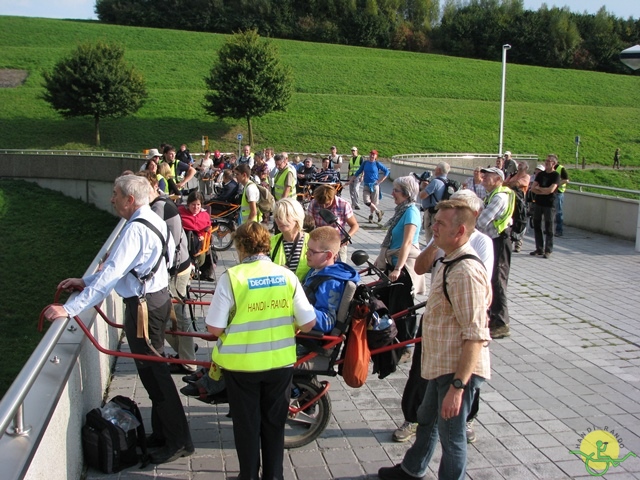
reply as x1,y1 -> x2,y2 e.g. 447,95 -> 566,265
42,41 -> 147,146
203,29 -> 293,146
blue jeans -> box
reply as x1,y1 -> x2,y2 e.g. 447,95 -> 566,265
401,373 -> 484,480
554,192 -> 564,234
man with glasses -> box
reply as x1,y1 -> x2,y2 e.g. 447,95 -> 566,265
302,227 -> 360,333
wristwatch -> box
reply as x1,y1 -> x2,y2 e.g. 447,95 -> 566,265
451,379 -> 466,389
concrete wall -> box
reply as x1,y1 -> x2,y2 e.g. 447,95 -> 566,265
391,159 -> 638,242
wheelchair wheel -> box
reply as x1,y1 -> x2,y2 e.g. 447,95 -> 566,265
284,377 -> 331,449
211,221 -> 234,251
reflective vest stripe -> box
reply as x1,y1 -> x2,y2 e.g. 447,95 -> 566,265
486,186 -> 515,234
225,316 -> 294,333
216,337 -> 296,355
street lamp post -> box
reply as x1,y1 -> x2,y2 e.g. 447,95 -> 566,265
619,45 -> 640,252
498,44 -> 511,156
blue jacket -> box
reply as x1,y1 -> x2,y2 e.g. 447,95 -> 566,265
303,262 -> 360,333
354,160 -> 390,187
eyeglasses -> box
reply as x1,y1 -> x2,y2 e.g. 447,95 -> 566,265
306,248 -> 331,256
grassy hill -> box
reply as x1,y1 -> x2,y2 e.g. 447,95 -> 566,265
1,15 -> 640,171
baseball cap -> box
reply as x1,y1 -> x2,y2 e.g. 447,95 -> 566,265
351,146 -> 357,151
504,151 -> 512,157
370,150 -> 378,155
480,167 -> 505,180
535,164 -> 544,171
330,145 -> 337,149
214,150 -> 221,156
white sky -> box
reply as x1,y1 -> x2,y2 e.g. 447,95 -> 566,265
0,0 -> 637,23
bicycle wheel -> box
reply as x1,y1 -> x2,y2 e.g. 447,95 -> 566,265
211,221 -> 234,251
284,377 -> 331,449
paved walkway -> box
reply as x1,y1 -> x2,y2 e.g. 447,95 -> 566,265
92,182 -> 640,480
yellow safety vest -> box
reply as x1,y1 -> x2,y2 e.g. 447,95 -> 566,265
240,181 -> 263,224
556,165 -> 567,193
213,260 -> 297,371
349,155 -> 362,176
157,174 -> 168,194
485,185 -> 515,234
270,233 -> 311,282
273,168 -> 296,200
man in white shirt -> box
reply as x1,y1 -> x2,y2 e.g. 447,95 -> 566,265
44,175 -> 193,465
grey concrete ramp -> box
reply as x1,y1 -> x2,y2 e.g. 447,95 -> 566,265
94,182 -> 640,479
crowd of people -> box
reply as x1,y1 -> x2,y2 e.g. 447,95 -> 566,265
43,143 -> 572,479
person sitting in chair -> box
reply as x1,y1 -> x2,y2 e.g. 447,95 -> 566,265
178,191 -> 214,281
212,169 -> 239,204
302,226 -> 360,334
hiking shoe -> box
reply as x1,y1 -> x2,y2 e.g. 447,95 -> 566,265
490,324 -> 511,339
529,250 -> 543,256
368,214 -> 374,223
466,421 -> 477,444
377,210 -> 384,222
543,251 -> 551,259
393,421 -> 417,442
378,464 -> 425,480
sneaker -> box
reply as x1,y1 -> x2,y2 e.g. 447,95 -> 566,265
392,421 -> 417,442
368,214 -> 373,223
466,420 -> 477,444
543,251 -> 551,259
378,464 -> 425,480
377,210 -> 384,222
354,205 -> 361,210
490,324 -> 511,339
529,250 -> 543,256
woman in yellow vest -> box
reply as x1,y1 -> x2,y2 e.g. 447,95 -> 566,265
270,198 -> 311,282
206,222 -> 316,480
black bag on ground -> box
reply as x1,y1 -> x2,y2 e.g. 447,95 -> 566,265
82,395 -> 148,473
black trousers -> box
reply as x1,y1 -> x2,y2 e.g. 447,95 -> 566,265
401,326 -> 479,423
533,204 -> 554,253
224,367 -> 293,480
489,233 -> 512,329
123,289 -> 192,450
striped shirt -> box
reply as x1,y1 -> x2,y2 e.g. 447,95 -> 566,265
421,242 -> 492,380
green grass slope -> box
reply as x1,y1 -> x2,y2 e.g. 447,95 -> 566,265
1,15 -> 639,168
0,180 -> 119,397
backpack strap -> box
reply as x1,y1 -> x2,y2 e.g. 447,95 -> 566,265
439,254 -> 485,304
128,218 -> 169,283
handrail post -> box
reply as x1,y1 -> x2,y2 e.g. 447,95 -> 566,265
636,200 -> 640,253
6,405 -> 31,437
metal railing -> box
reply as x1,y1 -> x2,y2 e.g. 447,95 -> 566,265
0,148 -> 144,158
0,218 -> 126,479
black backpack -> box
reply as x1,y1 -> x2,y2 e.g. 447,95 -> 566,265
510,187 -> 527,236
82,396 -> 148,473
428,177 -> 461,213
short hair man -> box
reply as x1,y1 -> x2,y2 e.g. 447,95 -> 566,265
238,144 -> 254,169
302,226 -> 360,333
44,175 -> 193,464
162,144 -> 197,194
308,184 -> 359,262
418,161 -> 450,243
476,167 -> 515,339
327,145 -> 343,174
530,154 -> 561,256
235,163 -> 261,224
273,153 -> 297,201
213,169 -> 240,204
378,199 -> 492,480
351,149 -> 389,223
312,157 -> 341,183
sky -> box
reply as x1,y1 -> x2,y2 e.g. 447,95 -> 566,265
0,0 -> 637,22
